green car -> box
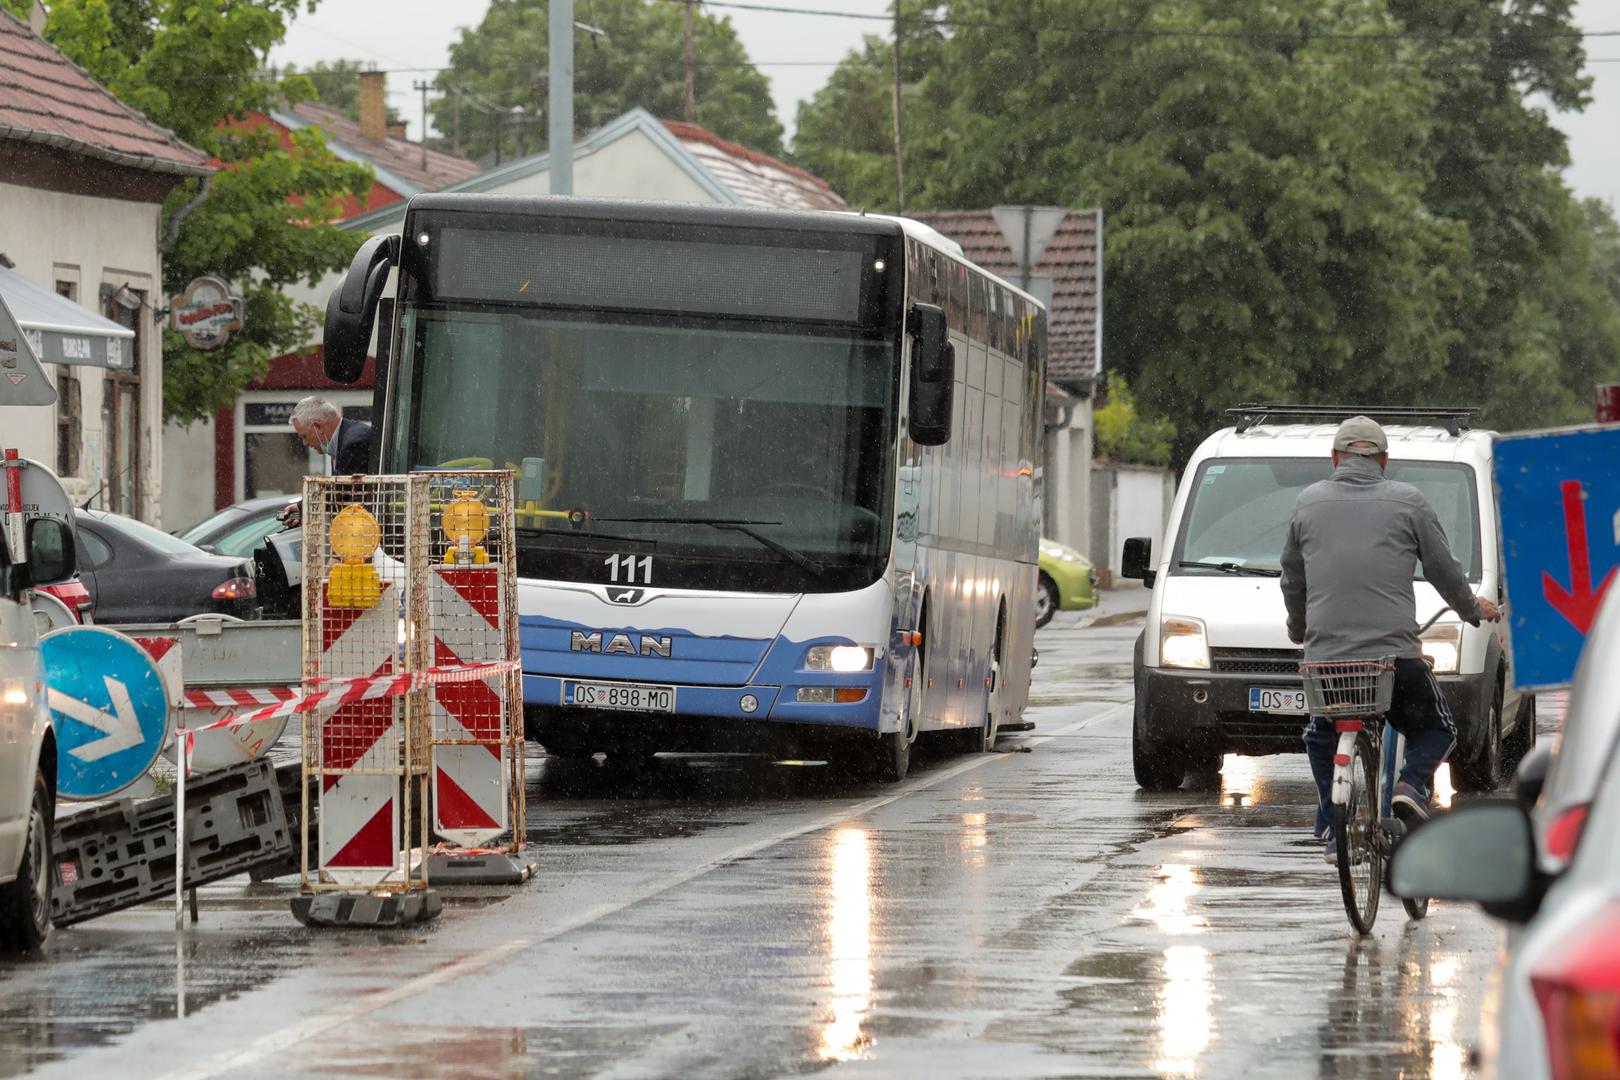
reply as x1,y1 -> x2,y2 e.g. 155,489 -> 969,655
1036,538 -> 1099,628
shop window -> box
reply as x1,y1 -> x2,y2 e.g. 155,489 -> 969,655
55,366 -> 80,477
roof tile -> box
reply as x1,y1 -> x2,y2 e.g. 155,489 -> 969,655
283,102 -> 481,193
662,120 -> 847,213
911,209 -> 1102,383
0,9 -> 209,175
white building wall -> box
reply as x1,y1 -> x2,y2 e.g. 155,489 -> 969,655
0,181 -> 165,523
161,416 -> 216,532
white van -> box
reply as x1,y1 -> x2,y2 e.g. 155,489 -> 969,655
1120,406 -> 1534,793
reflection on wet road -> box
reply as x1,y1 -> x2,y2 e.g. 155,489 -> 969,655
0,609 -> 1530,1080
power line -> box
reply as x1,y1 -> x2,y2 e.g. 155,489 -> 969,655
655,0 -> 1620,42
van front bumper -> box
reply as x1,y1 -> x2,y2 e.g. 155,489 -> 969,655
1137,661 -> 1494,757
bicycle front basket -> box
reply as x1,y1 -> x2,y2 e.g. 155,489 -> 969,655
1298,657 -> 1395,718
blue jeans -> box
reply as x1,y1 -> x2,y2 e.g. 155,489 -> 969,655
1302,657 -> 1458,839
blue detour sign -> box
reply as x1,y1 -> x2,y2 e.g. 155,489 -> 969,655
41,626 -> 171,800
1494,425 -> 1620,690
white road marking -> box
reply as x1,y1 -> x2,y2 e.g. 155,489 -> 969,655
163,703 -> 1128,1080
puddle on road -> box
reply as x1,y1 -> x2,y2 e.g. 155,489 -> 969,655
284,1020 -> 686,1078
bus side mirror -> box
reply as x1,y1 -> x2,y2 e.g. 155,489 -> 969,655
324,234 -> 401,384
908,303 -> 954,447
1122,536 -> 1155,588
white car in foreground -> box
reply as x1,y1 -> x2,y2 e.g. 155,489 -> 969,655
1392,706 -> 1620,1078
0,515 -> 78,953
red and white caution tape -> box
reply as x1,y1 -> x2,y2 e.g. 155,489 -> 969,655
177,659 -> 519,766
183,686 -> 300,710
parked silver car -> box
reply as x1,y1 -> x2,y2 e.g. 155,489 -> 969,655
0,516 -> 78,953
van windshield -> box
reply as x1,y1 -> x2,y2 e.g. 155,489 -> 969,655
1172,458 -> 1480,581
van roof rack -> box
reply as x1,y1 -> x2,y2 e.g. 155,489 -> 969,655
1225,403 -> 1480,437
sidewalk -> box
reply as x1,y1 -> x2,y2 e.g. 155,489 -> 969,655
1073,584 -> 1152,629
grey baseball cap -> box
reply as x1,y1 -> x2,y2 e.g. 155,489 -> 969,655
1333,415 -> 1388,455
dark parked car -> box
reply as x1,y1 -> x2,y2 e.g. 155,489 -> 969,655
74,509 -> 257,625
177,495 -> 298,559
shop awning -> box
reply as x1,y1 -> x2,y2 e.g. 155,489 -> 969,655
0,265 -> 135,370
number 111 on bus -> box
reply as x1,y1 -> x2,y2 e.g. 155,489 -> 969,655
604,553 -> 652,584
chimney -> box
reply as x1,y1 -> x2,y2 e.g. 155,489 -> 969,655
386,120 -> 408,140
359,70 -> 387,143
29,0 -> 47,33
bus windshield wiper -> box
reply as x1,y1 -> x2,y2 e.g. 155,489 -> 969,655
1177,560 -> 1282,578
590,516 -> 824,573
516,525 -> 658,547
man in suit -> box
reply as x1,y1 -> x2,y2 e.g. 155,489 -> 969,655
282,396 -> 373,527
290,396 -> 371,476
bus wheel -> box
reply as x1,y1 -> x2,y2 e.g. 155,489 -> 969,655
874,654 -> 923,782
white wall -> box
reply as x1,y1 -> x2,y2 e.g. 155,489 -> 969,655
1042,396 -> 1093,550
0,181 -> 165,523
161,415 -> 216,531
1091,461 -> 1175,585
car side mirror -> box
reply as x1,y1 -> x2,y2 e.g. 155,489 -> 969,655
1514,742 -> 1554,807
25,518 -> 75,588
324,233 -> 400,384
908,303 -> 954,446
1388,800 -> 1543,923
1122,536 -> 1156,588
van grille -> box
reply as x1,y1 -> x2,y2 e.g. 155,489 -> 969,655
1209,647 -> 1303,676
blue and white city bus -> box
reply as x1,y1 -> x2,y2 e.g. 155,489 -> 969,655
322,196 -> 1046,780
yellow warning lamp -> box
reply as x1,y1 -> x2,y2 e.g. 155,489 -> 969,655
443,489 -> 491,565
327,503 -> 382,608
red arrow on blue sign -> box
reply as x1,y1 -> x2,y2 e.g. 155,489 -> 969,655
1542,479 -> 1618,634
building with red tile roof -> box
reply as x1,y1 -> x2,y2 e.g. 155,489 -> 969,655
1,6 -> 210,523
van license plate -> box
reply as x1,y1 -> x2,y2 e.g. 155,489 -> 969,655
564,681 -> 676,712
1249,687 -> 1308,714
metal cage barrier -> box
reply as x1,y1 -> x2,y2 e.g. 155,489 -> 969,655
422,471 -> 524,855
1298,657 -> 1396,719
301,474 -> 430,893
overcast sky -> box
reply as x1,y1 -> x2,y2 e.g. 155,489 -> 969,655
270,0 -> 1619,211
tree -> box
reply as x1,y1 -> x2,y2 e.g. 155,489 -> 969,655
1093,374 -> 1175,466
283,59 -> 405,129
433,0 -> 783,162
17,0 -> 373,424
795,0 -> 1620,458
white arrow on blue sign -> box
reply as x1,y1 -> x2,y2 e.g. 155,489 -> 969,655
41,626 -> 171,800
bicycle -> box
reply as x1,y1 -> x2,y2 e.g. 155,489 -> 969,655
1299,611 -> 1448,934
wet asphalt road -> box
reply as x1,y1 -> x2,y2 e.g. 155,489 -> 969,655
0,598 -> 1529,1080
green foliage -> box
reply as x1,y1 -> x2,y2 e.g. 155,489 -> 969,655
795,0 -> 1620,459
1094,375 -> 1175,466
32,0 -> 373,424
434,0 -> 783,161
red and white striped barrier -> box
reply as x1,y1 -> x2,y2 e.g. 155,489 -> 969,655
429,566 -> 509,848
318,581 -> 402,887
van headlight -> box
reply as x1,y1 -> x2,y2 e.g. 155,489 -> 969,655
805,645 -> 876,672
1160,616 -> 1210,670
1420,621 -> 1462,674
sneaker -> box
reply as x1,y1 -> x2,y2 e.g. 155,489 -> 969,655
1323,840 -> 1338,866
1391,782 -> 1431,826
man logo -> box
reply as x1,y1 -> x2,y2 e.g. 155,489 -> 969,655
570,631 -> 673,658
607,588 -> 645,605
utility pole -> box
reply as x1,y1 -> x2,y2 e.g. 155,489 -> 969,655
452,88 -> 462,157
683,0 -> 696,124
891,1 -> 905,214
412,80 -> 430,169
549,0 -> 574,195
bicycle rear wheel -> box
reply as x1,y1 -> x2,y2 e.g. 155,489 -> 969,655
1334,730 -> 1382,935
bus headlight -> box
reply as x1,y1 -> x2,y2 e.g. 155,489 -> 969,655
805,645 -> 875,672
1420,621 -> 1462,674
1160,616 -> 1210,670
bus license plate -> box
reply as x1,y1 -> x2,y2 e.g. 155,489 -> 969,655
1249,687 -> 1308,714
564,681 -> 676,713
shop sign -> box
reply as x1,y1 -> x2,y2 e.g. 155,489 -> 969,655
169,275 -> 244,350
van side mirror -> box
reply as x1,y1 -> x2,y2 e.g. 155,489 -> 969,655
324,234 -> 401,384
908,303 -> 954,446
1122,536 -> 1156,588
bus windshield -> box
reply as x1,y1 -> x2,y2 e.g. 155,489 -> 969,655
388,306 -> 899,592
1172,457 -> 1481,581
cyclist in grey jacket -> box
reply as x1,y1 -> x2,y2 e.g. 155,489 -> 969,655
1280,416 -> 1500,855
